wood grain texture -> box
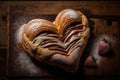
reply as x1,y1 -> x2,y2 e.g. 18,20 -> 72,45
0,1 -> 120,79
8,1 -> 120,15
0,3 -> 7,46
1,1 -> 120,46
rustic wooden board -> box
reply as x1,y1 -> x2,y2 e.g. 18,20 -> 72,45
7,2 -> 120,78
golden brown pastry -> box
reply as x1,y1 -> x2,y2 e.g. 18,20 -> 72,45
19,9 -> 90,73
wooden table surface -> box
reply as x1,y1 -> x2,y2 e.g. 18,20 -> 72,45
0,1 -> 120,80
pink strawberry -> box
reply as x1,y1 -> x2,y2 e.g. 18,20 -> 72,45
98,39 -> 111,56
84,56 -> 96,67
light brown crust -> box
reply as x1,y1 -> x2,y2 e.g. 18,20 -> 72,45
21,9 -> 90,73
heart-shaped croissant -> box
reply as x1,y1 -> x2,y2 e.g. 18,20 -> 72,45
17,9 -> 90,73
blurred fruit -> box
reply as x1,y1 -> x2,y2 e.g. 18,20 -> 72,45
98,39 -> 111,56
84,56 -> 96,67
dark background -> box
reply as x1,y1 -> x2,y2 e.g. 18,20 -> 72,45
0,1 -> 120,80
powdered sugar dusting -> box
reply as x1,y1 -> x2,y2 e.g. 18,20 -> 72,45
16,52 -> 40,74
28,22 -> 42,31
15,24 -> 26,44
64,10 -> 78,19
